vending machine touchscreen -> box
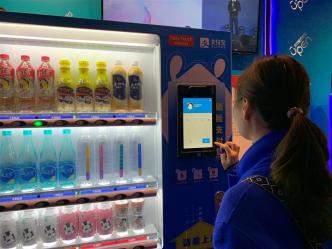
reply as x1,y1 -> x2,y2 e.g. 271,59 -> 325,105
177,85 -> 216,157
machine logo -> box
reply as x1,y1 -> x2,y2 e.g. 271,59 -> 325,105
200,38 -> 210,48
290,0 -> 309,11
289,33 -> 312,56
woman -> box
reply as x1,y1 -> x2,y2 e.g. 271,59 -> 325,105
214,55 -> 332,249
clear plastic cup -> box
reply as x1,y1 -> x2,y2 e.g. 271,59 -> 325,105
115,216 -> 129,236
0,212 -> 19,249
131,215 -> 145,233
20,210 -> 39,248
39,207 -> 59,246
96,202 -> 113,238
78,203 -> 96,241
59,205 -> 78,244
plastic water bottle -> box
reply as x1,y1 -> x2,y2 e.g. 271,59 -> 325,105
20,210 -> 38,248
39,129 -> 57,190
95,133 -> 112,185
77,133 -> 94,186
39,207 -> 59,246
18,130 -> 38,192
59,129 -> 76,188
128,132 -> 143,181
0,211 -> 19,249
114,134 -> 127,183
0,131 -> 17,193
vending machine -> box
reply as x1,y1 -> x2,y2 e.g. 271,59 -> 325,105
0,12 -> 231,249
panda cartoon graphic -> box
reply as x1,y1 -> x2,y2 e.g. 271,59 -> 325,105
100,218 -> 112,232
1,230 -> 16,248
64,222 -> 76,236
43,224 -> 57,242
22,228 -> 36,246
81,220 -> 93,234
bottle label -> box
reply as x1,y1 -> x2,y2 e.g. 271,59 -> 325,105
59,161 -> 75,181
115,217 -> 128,232
113,74 -> 126,100
37,66 -> 54,97
99,217 -> 112,233
76,86 -> 93,104
17,65 -> 34,96
95,86 -> 111,105
40,161 -> 57,182
1,222 -> 17,248
19,163 -> 37,183
129,75 -> 142,101
57,85 -> 74,104
0,65 -> 14,95
0,166 -> 15,184
63,222 -> 76,237
42,223 -> 57,243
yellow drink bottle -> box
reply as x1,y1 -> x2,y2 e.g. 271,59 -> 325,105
56,59 -> 75,112
94,61 -> 111,112
128,61 -> 143,112
76,60 -> 94,112
111,60 -> 127,112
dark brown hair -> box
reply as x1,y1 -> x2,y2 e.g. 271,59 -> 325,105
237,55 -> 332,242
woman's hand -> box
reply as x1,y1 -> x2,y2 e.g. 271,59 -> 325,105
214,141 -> 240,170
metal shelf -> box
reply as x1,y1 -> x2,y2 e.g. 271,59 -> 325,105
0,112 -> 157,128
0,177 -> 157,211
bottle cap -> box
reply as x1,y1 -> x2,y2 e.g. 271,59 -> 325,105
78,60 -> 89,68
0,54 -> 9,60
44,129 -> 52,135
63,129 -> 71,135
115,60 -> 122,65
114,200 -> 129,208
132,61 -> 139,66
21,55 -> 30,61
2,130 -> 11,136
23,130 -> 32,136
62,205 -> 77,214
41,56 -> 50,62
96,60 -> 107,69
59,58 -> 71,68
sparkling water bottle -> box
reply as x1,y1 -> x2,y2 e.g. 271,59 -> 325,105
18,130 -> 38,192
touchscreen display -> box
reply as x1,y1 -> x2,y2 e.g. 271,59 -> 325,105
183,98 -> 213,149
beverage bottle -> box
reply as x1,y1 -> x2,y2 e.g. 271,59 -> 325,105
39,207 -> 59,246
0,131 -> 17,193
36,56 -> 55,112
18,130 -> 38,192
76,60 -> 94,112
128,61 -> 143,111
20,210 -> 38,248
59,205 -> 78,244
77,133 -> 94,186
56,59 -> 75,112
16,55 -> 35,112
111,60 -> 127,111
95,61 -> 111,112
0,54 -> 15,112
59,129 -> 76,188
128,131 -> 143,181
130,198 -> 145,233
0,212 -> 19,249
95,133 -> 112,185
96,202 -> 113,238
114,134 -> 127,183
39,129 -> 57,190
78,203 -> 96,241
114,200 -> 129,236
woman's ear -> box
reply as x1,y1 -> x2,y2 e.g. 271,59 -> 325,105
242,98 -> 253,121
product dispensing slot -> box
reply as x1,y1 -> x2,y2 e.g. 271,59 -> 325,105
76,197 -> 90,204
95,195 -> 109,202
11,121 -> 26,127
55,199 -> 70,206
34,201 -> 50,208
131,119 -> 144,125
131,192 -> 144,198
112,194 -> 127,200
75,120 -> 89,126
94,119 -> 108,125
12,203 -> 28,210
113,119 -> 126,125
54,120 -> 69,126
